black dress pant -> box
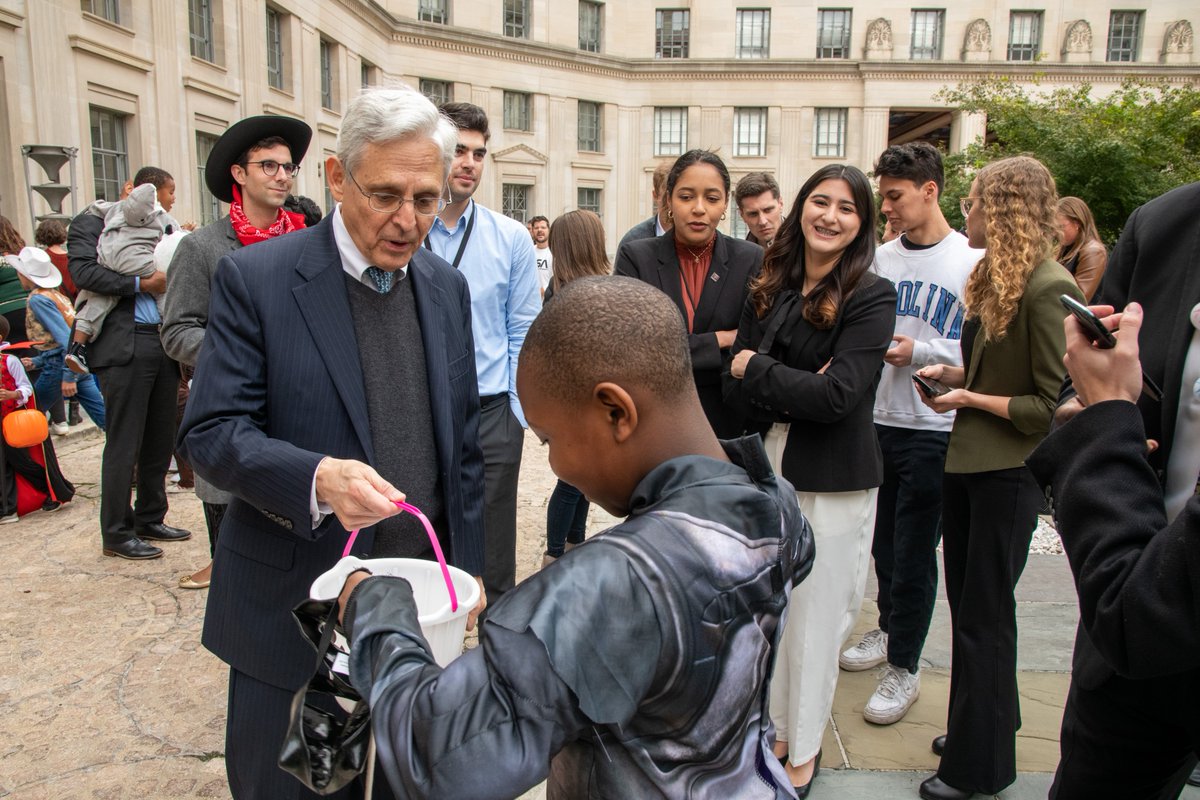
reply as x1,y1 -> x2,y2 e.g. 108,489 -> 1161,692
872,424 -> 948,673
92,327 -> 178,544
1051,669 -> 1200,800
478,394 -> 523,601
937,466 -> 1041,794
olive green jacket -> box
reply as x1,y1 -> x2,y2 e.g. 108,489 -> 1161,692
945,259 -> 1084,473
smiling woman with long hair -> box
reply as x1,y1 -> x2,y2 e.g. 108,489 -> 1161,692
724,163 -> 897,797
914,156 -> 1083,800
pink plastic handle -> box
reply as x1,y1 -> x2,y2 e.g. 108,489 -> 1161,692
342,500 -> 459,612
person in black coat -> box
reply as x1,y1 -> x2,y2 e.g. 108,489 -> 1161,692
724,164 -> 896,795
615,150 -> 763,438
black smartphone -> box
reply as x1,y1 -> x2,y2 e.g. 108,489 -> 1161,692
912,374 -> 951,398
1060,294 -> 1116,348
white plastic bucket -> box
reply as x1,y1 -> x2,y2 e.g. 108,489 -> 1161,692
310,555 -> 480,667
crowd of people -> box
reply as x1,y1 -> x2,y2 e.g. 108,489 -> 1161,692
5,82 -> 1197,799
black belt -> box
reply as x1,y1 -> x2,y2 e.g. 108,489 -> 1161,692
480,392 -> 507,410
134,323 -> 162,333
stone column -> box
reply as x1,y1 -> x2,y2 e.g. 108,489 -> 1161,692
951,111 -> 986,153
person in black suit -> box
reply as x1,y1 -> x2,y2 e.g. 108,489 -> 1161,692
616,159 -> 673,250
1043,181 -> 1200,799
724,163 -> 896,796
615,150 -> 763,438
178,86 -> 486,800
68,169 -> 191,560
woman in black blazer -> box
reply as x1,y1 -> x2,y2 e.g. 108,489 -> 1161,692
724,164 -> 896,797
615,150 -> 763,438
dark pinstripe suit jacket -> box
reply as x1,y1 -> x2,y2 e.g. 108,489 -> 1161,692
178,216 -> 486,690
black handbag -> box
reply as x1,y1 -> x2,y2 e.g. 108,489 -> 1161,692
277,598 -> 373,795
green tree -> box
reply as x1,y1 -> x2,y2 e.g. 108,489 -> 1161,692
935,78 -> 1200,243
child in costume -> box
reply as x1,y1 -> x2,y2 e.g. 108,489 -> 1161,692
335,276 -> 815,799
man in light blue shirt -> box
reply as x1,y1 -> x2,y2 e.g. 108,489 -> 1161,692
425,102 -> 540,602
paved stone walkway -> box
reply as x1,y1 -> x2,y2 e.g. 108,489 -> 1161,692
3,425 -> 1197,799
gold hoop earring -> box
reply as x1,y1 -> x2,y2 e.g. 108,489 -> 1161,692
720,212 -> 727,221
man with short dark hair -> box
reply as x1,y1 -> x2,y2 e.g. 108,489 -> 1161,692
734,172 -> 784,247
618,160 -> 673,249
427,101 -> 540,604
68,167 -> 192,560
529,215 -> 552,295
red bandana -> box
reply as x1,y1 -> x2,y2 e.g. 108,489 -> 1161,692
229,185 -> 306,245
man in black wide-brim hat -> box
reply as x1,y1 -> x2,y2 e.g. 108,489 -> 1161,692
161,114 -> 312,588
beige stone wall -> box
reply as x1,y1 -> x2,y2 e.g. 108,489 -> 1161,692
0,0 -> 1195,251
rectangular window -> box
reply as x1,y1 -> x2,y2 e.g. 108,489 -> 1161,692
813,108 -> 847,158
816,9 -> 852,58
189,0 -> 215,62
418,0 -> 447,24
266,8 -> 285,90
577,101 -> 602,152
734,108 -> 767,157
578,187 -> 602,217
502,184 -> 530,224
1007,11 -> 1042,61
735,9 -> 771,58
729,198 -> 749,239
361,61 -> 376,89
655,9 -> 690,58
196,132 -> 222,226
419,79 -> 451,107
81,0 -> 120,23
503,91 -> 531,131
910,9 -> 944,60
1107,11 -> 1143,62
504,0 -> 529,39
579,1 -> 603,52
89,106 -> 129,203
654,107 -> 687,156
319,39 -> 335,110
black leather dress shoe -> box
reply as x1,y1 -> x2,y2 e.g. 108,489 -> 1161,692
136,523 -> 192,542
932,735 -> 946,756
919,775 -> 973,800
103,537 -> 164,560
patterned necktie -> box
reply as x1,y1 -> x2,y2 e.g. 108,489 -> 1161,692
363,266 -> 393,294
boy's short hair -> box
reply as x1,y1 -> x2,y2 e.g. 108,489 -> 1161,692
734,172 -> 781,208
283,194 -> 324,227
523,276 -> 693,404
439,102 -> 490,142
873,142 -> 944,196
133,166 -> 174,190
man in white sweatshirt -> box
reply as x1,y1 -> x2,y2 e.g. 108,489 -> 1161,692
840,142 -> 983,725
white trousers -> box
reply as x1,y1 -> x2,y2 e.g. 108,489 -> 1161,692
763,423 -> 877,765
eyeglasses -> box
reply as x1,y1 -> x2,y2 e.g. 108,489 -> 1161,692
243,160 -> 301,178
959,196 -> 983,217
343,166 -> 447,217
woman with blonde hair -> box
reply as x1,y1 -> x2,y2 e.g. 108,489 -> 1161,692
1056,196 -> 1106,301
540,210 -> 611,566
914,156 -> 1083,800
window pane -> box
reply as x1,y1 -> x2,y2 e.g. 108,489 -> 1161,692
736,9 -> 771,58
419,79 -> 451,106
196,132 -> 222,226
502,184 -> 529,223
1107,11 -> 1142,62
320,40 -> 334,109
816,9 -> 851,58
82,0 -> 120,24
189,0 -> 215,62
419,0 -> 447,24
1007,11 -> 1041,61
910,10 -> 944,60
89,107 -> 128,202
655,9 -> 690,58
266,9 -> 284,89
504,91 -> 531,131
578,187 -> 602,217
729,197 -> 749,238
734,108 -> 766,157
813,108 -> 847,158
578,101 -> 602,151
504,0 -> 529,38
654,107 -> 687,156
579,1 -> 602,52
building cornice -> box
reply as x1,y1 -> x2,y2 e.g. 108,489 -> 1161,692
68,34 -> 154,73
0,5 -> 24,30
182,76 -> 240,103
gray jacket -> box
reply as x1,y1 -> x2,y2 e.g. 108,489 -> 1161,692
162,216 -> 240,504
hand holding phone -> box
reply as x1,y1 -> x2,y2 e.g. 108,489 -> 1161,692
912,373 -> 951,398
1060,294 -> 1117,348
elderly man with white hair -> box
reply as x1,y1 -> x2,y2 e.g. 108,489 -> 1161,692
178,86 -> 487,800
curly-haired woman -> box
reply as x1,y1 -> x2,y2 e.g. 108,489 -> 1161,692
914,156 -> 1083,800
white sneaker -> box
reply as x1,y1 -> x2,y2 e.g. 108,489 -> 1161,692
863,664 -> 921,725
50,421 -> 69,436
0,513 -> 19,524
839,628 -> 887,671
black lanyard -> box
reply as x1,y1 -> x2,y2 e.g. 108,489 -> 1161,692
424,203 -> 476,269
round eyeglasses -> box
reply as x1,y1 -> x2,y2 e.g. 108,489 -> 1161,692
344,166 -> 447,217
244,160 -> 301,178
959,197 -> 983,217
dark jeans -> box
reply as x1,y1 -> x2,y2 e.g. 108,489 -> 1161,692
546,479 -> 588,558
872,424 -> 948,673
479,396 -> 523,601
937,466 -> 1041,794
